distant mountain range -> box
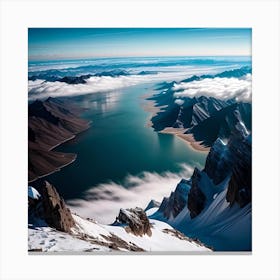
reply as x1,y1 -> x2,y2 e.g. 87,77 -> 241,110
28,69 -> 159,84
149,67 -> 252,147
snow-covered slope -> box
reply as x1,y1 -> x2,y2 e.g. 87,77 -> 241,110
150,117 -> 252,251
28,213 -> 212,252
150,181 -> 251,251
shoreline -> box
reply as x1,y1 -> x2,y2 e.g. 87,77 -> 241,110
28,154 -> 77,183
141,94 -> 209,153
140,93 -> 167,128
159,127 -> 209,153
47,135 -> 76,151
29,122 -> 91,184
48,121 -> 91,151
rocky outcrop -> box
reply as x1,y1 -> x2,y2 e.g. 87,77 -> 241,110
226,128 -> 251,207
157,115 -> 252,220
94,69 -> 129,77
58,74 -> 92,84
145,199 -> 160,211
203,138 -> 232,185
116,207 -> 152,236
40,181 -> 75,232
187,168 -> 206,218
158,179 -> 191,219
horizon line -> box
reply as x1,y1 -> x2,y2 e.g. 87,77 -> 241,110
28,54 -> 252,63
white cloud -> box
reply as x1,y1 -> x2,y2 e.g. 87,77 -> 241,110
67,164 -> 193,224
28,66 -> 234,101
174,98 -> 185,106
172,74 -> 252,102
28,76 -> 144,100
27,73 -> 186,100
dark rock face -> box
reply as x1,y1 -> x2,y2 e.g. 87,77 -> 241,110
116,207 -> 152,237
187,103 -> 238,147
226,133 -> 252,207
29,74 -> 92,84
203,138 -> 232,185
58,74 -> 92,84
158,115 -> 252,221
40,181 -> 75,232
187,168 -> 206,218
94,69 -> 129,77
145,199 -> 160,211
158,197 -> 169,213
158,179 -> 191,219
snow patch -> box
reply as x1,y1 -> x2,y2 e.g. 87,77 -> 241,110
28,186 -> 41,200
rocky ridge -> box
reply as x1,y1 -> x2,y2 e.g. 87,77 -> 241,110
28,182 -> 211,252
28,97 -> 90,182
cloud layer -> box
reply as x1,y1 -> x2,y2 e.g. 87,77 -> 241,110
28,66 -> 235,101
67,164 -> 194,224
28,75 -> 145,100
173,74 -> 252,102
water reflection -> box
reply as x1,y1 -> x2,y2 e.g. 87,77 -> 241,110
157,133 -> 175,151
80,91 -> 121,113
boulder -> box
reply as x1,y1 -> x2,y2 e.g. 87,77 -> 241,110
40,181 -> 75,232
116,207 -> 152,237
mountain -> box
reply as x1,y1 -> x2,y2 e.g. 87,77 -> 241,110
28,181 -> 212,252
28,97 -> 90,182
58,74 -> 92,84
137,70 -> 158,75
28,69 -> 130,84
93,69 -> 130,77
148,67 -> 252,147
150,115 -> 252,251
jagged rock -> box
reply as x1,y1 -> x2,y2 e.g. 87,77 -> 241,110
116,207 -> 152,237
163,117 -> 252,220
226,126 -> 252,207
94,69 -> 130,77
187,168 -> 206,218
145,199 -> 160,211
158,179 -> 191,219
203,138 -> 232,185
158,197 -> 169,212
203,111 -> 251,208
58,74 -> 92,84
40,181 -> 75,232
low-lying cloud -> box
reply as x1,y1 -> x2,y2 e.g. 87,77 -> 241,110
28,66 -> 235,101
28,73 -> 195,101
67,164 -> 194,224
173,74 -> 252,102
28,75 -> 145,100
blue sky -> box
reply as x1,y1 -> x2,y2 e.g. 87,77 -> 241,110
28,28 -> 251,61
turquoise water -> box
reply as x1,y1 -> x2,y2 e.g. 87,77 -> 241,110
45,83 -> 207,199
